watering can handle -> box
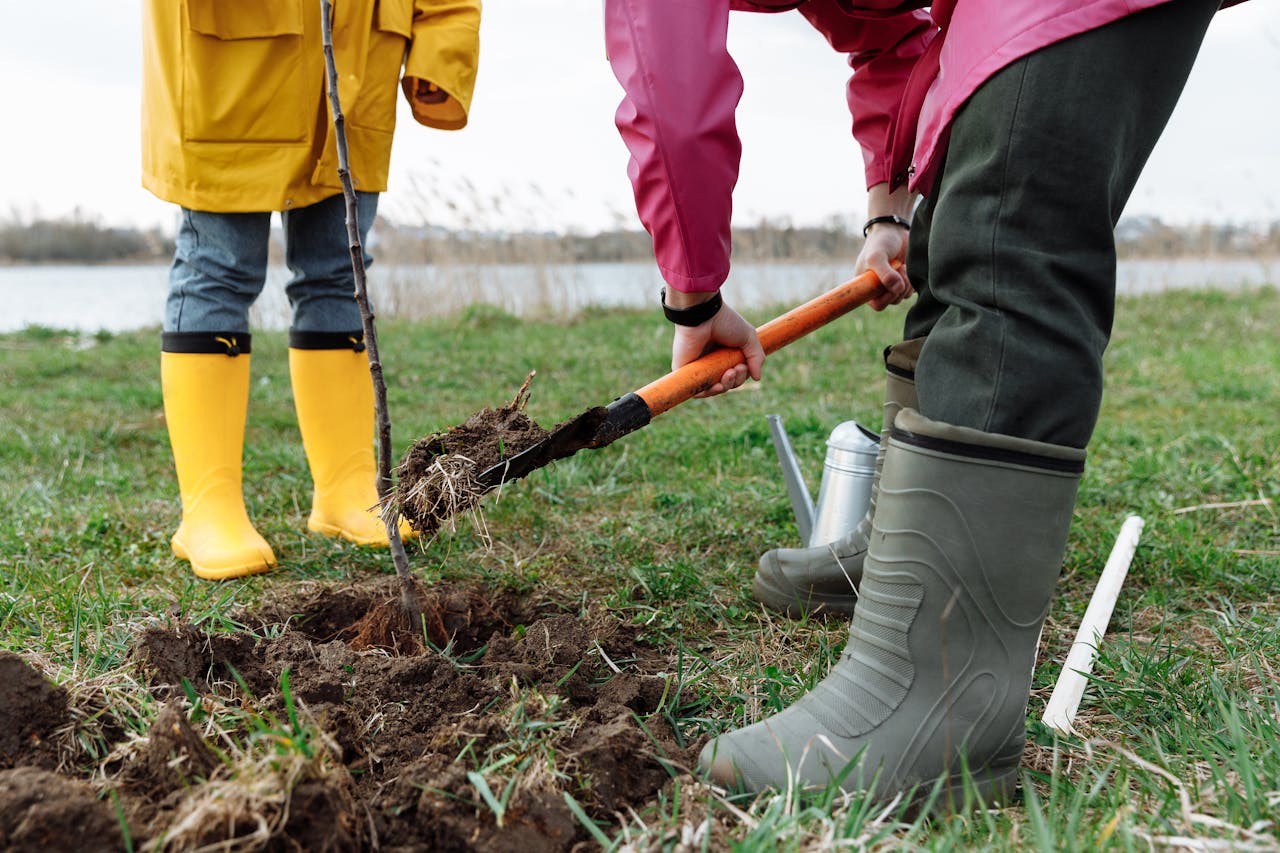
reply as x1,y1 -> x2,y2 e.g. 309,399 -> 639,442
634,268 -> 887,417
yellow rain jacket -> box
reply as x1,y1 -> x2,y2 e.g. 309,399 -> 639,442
142,0 -> 480,213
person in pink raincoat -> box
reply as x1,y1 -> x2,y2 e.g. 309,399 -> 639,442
605,0 -> 1237,804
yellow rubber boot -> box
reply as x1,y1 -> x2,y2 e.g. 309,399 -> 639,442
288,336 -> 414,546
161,343 -> 277,580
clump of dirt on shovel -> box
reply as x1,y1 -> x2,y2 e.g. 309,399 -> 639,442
392,372 -> 607,538
392,372 -> 549,538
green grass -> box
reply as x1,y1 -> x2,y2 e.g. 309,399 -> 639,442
2,287 -> 1279,848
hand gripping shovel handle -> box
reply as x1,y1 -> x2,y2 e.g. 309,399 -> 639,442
634,268 -> 886,416
475,269 -> 887,489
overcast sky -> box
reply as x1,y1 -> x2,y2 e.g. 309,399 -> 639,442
2,2 -> 1278,234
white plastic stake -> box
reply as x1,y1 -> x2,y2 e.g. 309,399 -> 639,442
1042,514 -> 1145,735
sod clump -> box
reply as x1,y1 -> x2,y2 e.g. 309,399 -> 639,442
391,372 -> 609,539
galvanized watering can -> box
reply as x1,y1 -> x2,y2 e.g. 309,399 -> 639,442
766,415 -> 879,547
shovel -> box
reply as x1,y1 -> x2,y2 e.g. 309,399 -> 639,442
473,269 -> 887,491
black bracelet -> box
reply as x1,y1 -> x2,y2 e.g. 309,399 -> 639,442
661,288 -> 723,326
862,215 -> 911,237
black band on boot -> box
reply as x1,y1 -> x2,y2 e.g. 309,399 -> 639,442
288,330 -> 366,353
884,337 -> 925,381
885,359 -> 915,382
162,332 -> 251,356
890,424 -> 1085,475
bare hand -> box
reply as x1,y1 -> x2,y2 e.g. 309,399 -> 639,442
670,300 -> 765,398
411,78 -> 449,105
858,222 -> 913,310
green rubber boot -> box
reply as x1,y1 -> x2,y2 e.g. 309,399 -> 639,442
753,338 -> 922,617
704,407 -> 1085,807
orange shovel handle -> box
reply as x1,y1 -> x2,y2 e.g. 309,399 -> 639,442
634,269 -> 886,417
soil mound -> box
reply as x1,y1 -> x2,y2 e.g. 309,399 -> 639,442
0,651 -> 69,770
1,578 -> 702,851
0,767 -> 122,852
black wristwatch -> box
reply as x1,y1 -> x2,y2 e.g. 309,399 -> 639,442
661,288 -> 723,326
862,215 -> 911,237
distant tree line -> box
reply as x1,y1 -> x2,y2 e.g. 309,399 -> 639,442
5,209 -> 1279,265
0,210 -> 173,264
1113,215 -> 1280,258
369,214 -> 866,266
371,214 -> 1280,264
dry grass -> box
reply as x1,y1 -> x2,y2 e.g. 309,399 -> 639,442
387,451 -> 490,542
155,709 -> 364,853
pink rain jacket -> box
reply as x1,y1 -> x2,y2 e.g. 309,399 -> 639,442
604,0 -> 1226,293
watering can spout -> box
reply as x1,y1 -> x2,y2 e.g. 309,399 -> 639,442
766,415 -> 815,545
767,415 -> 880,548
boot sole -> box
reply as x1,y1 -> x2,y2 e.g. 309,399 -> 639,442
308,519 -> 389,547
914,764 -> 1020,815
706,750 -> 1020,814
752,571 -> 859,618
172,538 -> 276,581
307,518 -> 419,547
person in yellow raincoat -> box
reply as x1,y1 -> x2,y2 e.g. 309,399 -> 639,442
141,0 -> 481,580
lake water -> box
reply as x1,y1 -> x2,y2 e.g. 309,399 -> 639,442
2,258 -> 1277,334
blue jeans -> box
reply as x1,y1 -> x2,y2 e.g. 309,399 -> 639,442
164,192 -> 378,334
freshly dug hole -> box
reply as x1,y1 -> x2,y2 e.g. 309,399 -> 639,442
0,579 -> 699,851
342,576 -> 508,654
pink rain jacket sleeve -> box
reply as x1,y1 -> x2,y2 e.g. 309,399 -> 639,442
604,0 -> 931,293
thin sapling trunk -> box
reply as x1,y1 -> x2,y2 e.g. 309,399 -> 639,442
319,0 -> 421,632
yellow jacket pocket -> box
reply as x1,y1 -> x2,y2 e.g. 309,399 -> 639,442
182,0 -> 311,143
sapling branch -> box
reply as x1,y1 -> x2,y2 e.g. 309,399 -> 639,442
319,0 -> 420,631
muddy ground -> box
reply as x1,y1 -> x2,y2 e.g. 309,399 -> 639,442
0,578 -> 703,851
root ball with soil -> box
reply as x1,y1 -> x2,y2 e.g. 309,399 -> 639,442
391,372 -> 609,538
390,373 -> 548,537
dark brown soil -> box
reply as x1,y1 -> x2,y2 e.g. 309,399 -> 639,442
395,401 -> 550,536
0,578 -> 702,851
0,767 -> 122,852
393,374 -> 610,538
0,651 -> 67,770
